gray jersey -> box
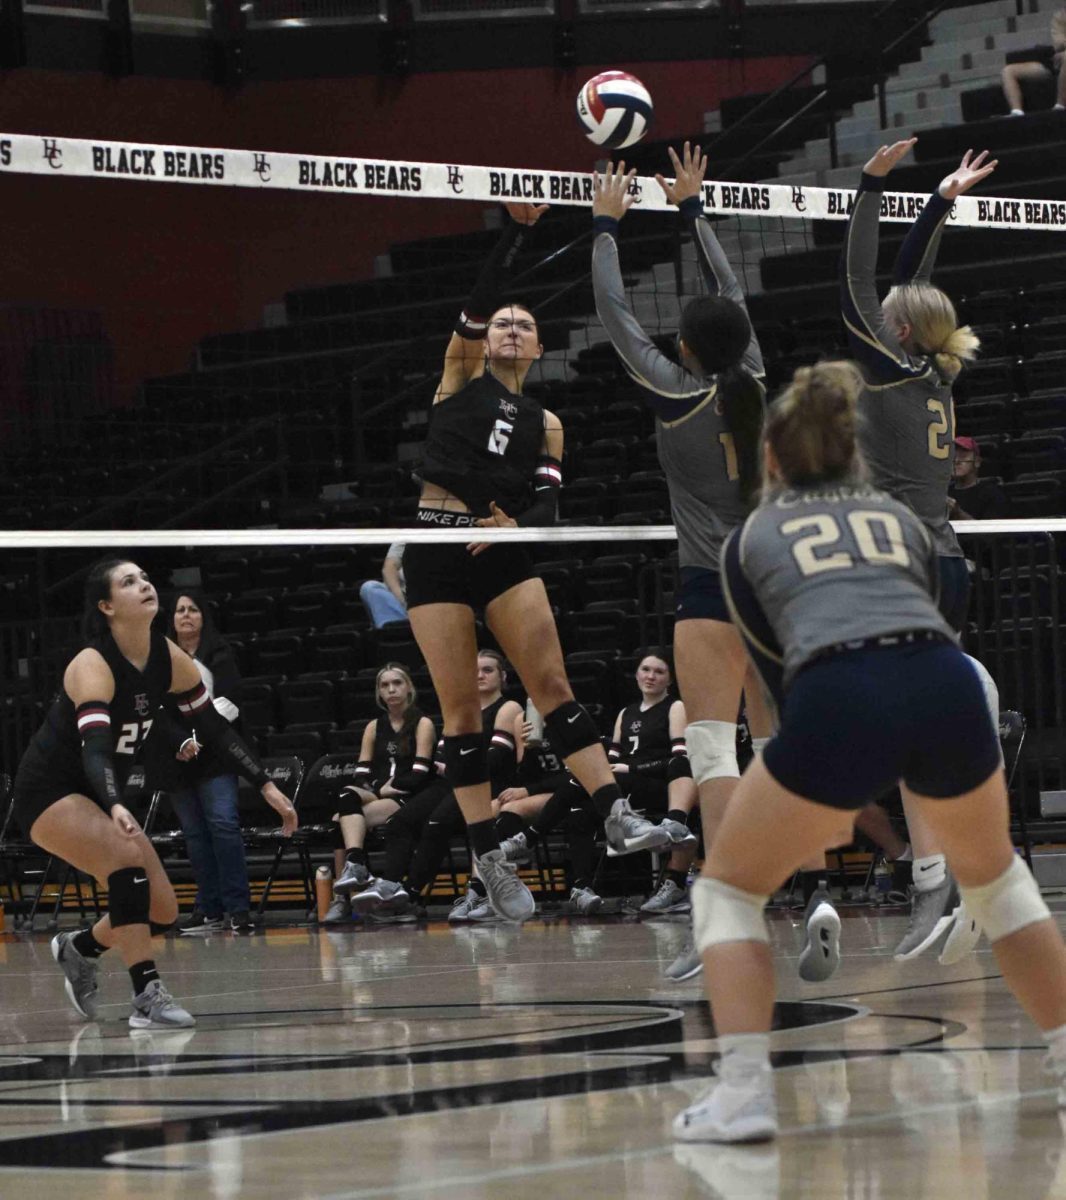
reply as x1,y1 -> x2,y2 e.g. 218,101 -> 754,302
733,482 -> 953,687
593,214 -> 764,570
841,178 -> 962,558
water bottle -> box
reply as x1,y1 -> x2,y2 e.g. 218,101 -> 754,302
315,865 -> 333,924
525,699 -> 545,744
874,859 -> 892,900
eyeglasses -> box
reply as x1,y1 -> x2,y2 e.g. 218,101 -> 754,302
489,318 -> 537,334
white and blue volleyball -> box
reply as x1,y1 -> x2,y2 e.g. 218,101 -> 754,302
576,71 -> 653,150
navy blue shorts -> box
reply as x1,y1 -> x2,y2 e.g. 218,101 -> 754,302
937,555 -> 971,634
762,640 -> 1002,811
676,566 -> 731,623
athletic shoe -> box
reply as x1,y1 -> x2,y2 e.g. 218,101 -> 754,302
229,911 -> 255,934
797,887 -> 841,983
475,848 -> 536,922
51,932 -> 99,1021
673,1142 -> 781,1200
322,894 -> 351,925
498,831 -> 533,864
179,910 -> 224,936
665,937 -> 703,982
129,980 -> 195,1030
938,899 -> 982,966
467,897 -> 499,922
365,910 -> 419,925
332,860 -> 372,895
604,798 -> 673,857
567,885 -> 603,916
351,878 -> 411,915
640,878 -> 691,915
673,1068 -> 777,1143
893,878 -> 958,961
658,818 -> 698,850
448,885 -> 484,923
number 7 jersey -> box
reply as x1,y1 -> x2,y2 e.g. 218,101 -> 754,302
723,480 -> 953,690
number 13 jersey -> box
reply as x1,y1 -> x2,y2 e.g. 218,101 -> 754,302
417,373 -> 545,518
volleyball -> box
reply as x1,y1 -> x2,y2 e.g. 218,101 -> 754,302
576,71 -> 653,150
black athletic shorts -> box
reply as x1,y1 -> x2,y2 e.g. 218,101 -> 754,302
675,566 -> 731,623
405,510 -> 535,611
11,745 -> 93,837
762,638 -> 1002,811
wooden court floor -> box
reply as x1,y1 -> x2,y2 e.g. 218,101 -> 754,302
2,903 -> 1066,1199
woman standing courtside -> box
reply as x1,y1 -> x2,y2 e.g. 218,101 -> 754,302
841,139 -> 997,960
11,559 -> 295,1027
402,202 -> 675,922
673,361 -> 1066,1144
591,148 -> 838,983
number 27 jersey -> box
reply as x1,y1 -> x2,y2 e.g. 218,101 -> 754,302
730,481 -> 953,687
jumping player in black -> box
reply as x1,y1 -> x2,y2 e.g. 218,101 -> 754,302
11,558 -> 296,1028
402,201 -> 674,921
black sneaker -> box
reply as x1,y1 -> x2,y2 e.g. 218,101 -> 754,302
229,911 -> 255,934
179,911 -> 224,936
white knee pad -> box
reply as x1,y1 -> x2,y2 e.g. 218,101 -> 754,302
751,737 -> 771,756
960,856 -> 1050,944
692,876 -> 770,954
686,720 -> 739,783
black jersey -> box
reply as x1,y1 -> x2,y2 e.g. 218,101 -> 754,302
618,695 -> 672,765
20,630 -> 173,793
517,735 -> 566,793
369,710 -> 421,788
418,373 -> 546,517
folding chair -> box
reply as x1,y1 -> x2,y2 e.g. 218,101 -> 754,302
999,710 -> 1030,867
239,756 -> 309,919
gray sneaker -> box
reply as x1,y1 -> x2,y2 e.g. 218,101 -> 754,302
468,896 -> 499,922
893,878 -> 958,961
332,860 -> 372,894
797,888 -> 841,983
129,980 -> 195,1030
665,936 -> 703,982
499,831 -> 533,864
474,848 -> 536,923
567,885 -> 603,916
51,932 -> 99,1021
448,885 -> 484,922
178,911 -> 224,936
658,818 -> 698,850
604,798 -> 673,857
641,879 -> 691,915
351,878 -> 411,914
322,893 -> 351,925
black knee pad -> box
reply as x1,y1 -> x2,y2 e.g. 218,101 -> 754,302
442,733 -> 488,789
543,701 -> 601,758
564,802 -> 599,836
668,754 -> 693,783
149,919 -> 176,936
336,786 -> 365,818
108,866 -> 150,928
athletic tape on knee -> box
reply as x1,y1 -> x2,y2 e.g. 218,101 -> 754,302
108,866 -> 151,928
442,733 -> 489,789
686,720 -> 740,783
960,855 -> 1050,944
149,919 -> 176,936
543,700 -> 601,758
692,876 -> 769,953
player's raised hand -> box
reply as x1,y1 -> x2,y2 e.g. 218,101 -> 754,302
862,138 -> 918,177
939,149 -> 998,199
592,162 -> 639,221
505,202 -> 549,226
656,141 -> 707,206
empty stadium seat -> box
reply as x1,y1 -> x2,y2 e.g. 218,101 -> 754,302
277,678 -> 337,728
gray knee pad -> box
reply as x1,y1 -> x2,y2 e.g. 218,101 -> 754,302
692,876 -> 769,954
960,856 -> 1049,943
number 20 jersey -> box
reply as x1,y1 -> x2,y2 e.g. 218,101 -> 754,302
417,373 -> 545,518
731,481 -> 953,687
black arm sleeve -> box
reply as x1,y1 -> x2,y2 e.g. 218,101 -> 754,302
629,756 -> 671,779
455,222 -> 529,340
80,728 -> 124,813
391,756 -> 434,794
174,686 -> 267,788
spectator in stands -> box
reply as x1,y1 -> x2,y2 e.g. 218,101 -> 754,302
359,542 -> 408,628
1001,8 -> 1066,116
165,591 -> 257,936
948,436 -> 1008,520
322,663 -> 435,924
348,650 -> 524,921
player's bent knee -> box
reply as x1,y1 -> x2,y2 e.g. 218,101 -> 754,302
686,720 -> 739,784
544,700 -> 600,757
692,876 -> 769,954
108,866 -> 151,928
960,856 -> 1050,943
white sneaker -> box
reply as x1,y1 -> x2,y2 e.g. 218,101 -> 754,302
797,889 -> 841,983
938,900 -> 982,965
673,1069 -> 777,1143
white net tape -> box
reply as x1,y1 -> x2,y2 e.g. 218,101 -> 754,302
0,519 -> 1058,548
5,132 -> 1064,231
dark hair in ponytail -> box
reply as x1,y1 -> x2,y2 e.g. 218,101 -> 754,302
718,367 -> 766,508
81,557 -> 126,645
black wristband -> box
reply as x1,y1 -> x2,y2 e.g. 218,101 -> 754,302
678,196 -> 703,219
593,215 -> 619,239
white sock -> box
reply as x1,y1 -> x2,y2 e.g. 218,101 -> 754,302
717,1032 -> 771,1082
913,853 -> 947,892
1010,108 -> 1025,116
751,737 -> 771,756
1046,1022 -> 1066,1068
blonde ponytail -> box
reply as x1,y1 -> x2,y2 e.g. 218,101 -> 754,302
764,360 -> 863,491
884,283 -> 980,380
